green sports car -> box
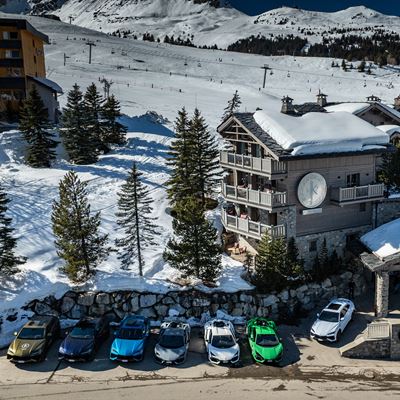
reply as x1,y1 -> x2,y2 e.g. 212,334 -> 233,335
247,318 -> 283,364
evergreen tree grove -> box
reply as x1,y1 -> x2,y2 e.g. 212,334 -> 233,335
51,171 -> 110,283
61,84 -> 98,165
378,143 -> 400,191
0,185 -> 26,275
102,95 -> 127,146
115,162 -> 158,275
19,86 -> 58,168
163,197 -> 222,283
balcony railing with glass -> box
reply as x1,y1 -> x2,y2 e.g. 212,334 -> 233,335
221,209 -> 286,240
222,183 -> 287,210
220,151 -> 287,177
331,183 -> 384,204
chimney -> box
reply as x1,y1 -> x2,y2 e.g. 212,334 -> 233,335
316,90 -> 328,107
394,96 -> 400,111
281,96 -> 294,114
367,95 -> 381,103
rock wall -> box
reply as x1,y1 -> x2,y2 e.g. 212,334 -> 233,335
23,270 -> 367,322
341,336 -> 391,359
375,199 -> 400,227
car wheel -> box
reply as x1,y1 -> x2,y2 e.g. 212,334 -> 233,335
336,331 -> 342,343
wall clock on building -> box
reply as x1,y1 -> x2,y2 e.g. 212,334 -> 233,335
297,172 -> 327,209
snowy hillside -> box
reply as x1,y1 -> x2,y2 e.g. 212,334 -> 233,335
2,2 -> 400,48
1,12 -> 400,313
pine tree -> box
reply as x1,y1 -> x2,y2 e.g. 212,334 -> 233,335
378,144 -> 400,191
222,90 -> 242,120
51,171 -> 110,283
61,84 -> 98,165
84,83 -> 107,153
102,95 -> 127,146
163,197 -> 221,283
285,237 -> 304,279
254,232 -> 287,293
319,238 -> 329,268
190,108 -> 221,207
166,108 -> 193,206
115,162 -> 158,275
341,59 -> 347,71
358,60 -> 366,72
19,86 -> 58,168
0,185 -> 26,275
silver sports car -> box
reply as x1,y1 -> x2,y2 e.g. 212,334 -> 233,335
154,321 -> 191,365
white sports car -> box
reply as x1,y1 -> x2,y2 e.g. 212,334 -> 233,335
154,321 -> 190,365
310,298 -> 355,342
204,319 -> 240,365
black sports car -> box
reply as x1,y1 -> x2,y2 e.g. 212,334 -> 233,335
58,317 -> 109,362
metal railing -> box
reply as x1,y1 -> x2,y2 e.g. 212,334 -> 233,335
222,183 -> 287,209
331,183 -> 385,203
367,322 -> 390,339
220,151 -> 287,176
221,209 -> 286,239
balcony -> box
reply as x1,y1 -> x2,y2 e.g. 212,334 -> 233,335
222,183 -> 287,210
331,183 -> 385,205
0,40 -> 22,49
220,151 -> 287,177
221,209 -> 286,240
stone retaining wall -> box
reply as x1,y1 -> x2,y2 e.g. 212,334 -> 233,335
23,270 -> 367,322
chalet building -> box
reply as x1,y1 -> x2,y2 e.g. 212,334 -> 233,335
218,96 -> 398,266
0,18 -> 62,122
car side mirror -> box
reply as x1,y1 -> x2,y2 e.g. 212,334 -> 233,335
316,313 -> 320,318
13,331 -> 18,336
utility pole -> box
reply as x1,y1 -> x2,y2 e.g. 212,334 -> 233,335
63,53 -> 70,66
68,15 -> 74,24
261,64 -> 270,89
86,41 -> 96,64
100,78 -> 114,99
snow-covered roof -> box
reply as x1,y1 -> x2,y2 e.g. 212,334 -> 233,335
360,219 -> 400,260
253,109 -> 390,156
29,77 -> 63,94
376,125 -> 400,136
324,103 -> 370,114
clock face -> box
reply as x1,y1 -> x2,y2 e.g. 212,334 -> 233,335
297,173 -> 327,209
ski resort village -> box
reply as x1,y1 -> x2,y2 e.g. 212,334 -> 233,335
2,1 -> 400,398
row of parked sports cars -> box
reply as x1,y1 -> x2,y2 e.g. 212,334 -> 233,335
6,298 -> 355,365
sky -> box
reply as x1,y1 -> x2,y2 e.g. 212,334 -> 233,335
228,1 -> 400,17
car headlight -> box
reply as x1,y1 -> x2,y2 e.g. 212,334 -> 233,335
255,352 -> 264,361
81,348 -> 93,355
7,348 -> 15,355
59,347 -> 66,354
31,348 -> 44,356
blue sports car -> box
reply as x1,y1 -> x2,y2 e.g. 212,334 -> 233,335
58,317 -> 109,362
110,315 -> 150,362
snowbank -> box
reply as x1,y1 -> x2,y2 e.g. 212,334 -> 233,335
253,110 -> 389,156
360,218 -> 400,259
324,102 -> 369,114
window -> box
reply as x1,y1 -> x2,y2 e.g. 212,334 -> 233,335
359,203 -> 366,212
309,240 -> 317,252
3,31 -> 18,40
34,55 -> 37,64
5,50 -> 20,59
346,173 -> 360,187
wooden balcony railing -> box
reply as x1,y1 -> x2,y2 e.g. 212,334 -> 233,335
331,183 -> 385,204
222,183 -> 287,209
220,151 -> 287,176
221,209 -> 286,240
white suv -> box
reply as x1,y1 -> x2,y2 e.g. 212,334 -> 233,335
310,298 -> 355,342
204,319 -> 240,365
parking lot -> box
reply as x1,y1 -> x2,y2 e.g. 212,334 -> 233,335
1,306 -> 399,388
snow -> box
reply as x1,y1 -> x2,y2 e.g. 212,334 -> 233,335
253,109 -> 389,155
360,218 -> 400,260
376,125 -> 400,136
324,103 -> 370,114
0,11 -> 399,335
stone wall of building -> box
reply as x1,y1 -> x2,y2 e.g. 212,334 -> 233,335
295,225 -> 372,267
22,270 -> 367,323
374,199 -> 400,228
341,337 -> 391,359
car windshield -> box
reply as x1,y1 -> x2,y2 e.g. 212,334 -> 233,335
18,328 -> 45,340
211,335 -> 235,349
70,326 -> 95,339
319,311 -> 339,322
159,334 -> 184,349
256,333 -> 279,347
117,328 -> 145,340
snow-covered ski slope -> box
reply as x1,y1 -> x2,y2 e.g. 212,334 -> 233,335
1,13 -> 400,310
1,1 -> 400,48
